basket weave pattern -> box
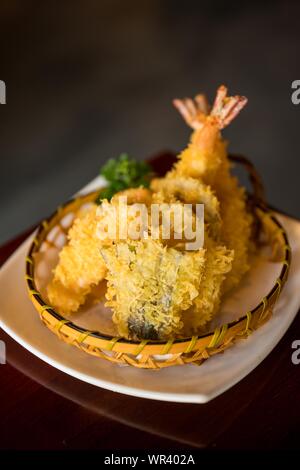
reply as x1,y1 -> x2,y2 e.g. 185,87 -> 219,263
25,158 -> 291,369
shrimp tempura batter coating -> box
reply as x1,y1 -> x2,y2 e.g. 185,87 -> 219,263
170,85 -> 252,292
47,85 -> 253,340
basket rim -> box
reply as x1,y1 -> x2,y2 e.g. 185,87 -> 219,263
25,192 -> 291,350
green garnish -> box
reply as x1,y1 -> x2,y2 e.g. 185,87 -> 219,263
95,153 -> 152,203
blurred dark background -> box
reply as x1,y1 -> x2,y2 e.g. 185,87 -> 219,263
0,0 -> 300,243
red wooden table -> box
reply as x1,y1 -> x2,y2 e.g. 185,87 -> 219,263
0,155 -> 300,450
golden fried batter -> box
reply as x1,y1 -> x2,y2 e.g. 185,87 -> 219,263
47,205 -> 107,314
101,238 -> 206,340
47,85 -> 252,340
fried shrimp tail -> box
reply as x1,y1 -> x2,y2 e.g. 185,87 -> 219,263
173,85 -> 248,180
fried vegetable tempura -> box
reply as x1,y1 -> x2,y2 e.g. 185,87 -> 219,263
101,239 -> 206,339
47,206 -> 107,314
47,85 -> 252,340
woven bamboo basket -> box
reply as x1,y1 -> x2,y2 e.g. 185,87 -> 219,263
25,156 -> 291,369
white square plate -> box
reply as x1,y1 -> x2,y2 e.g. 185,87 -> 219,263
0,178 -> 300,403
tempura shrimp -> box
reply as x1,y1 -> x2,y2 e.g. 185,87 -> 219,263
170,85 -> 252,292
